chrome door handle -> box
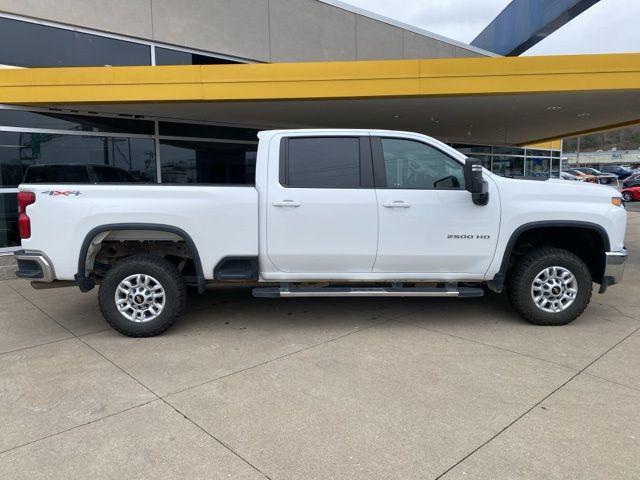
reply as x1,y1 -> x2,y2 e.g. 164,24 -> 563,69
272,200 -> 301,207
382,201 -> 411,208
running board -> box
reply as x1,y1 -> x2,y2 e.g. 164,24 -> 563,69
252,285 -> 484,298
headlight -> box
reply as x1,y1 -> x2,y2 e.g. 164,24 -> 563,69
611,197 -> 623,207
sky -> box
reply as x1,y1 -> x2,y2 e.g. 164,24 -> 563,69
340,0 -> 640,55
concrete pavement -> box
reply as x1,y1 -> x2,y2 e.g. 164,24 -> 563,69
0,213 -> 638,479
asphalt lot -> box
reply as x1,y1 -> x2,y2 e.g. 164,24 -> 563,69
0,211 -> 638,479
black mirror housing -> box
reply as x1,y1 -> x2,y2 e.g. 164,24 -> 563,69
464,158 -> 489,206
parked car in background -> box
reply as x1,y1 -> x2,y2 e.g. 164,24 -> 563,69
621,186 -> 640,202
599,165 -> 634,179
623,172 -> 640,188
560,171 -> 581,181
24,164 -> 140,184
570,167 -> 618,185
565,168 -> 598,183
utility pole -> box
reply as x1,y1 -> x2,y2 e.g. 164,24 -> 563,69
576,136 -> 581,166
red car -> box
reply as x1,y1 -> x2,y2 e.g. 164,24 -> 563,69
621,186 -> 640,202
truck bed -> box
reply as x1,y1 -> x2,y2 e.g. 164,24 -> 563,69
19,184 -> 259,281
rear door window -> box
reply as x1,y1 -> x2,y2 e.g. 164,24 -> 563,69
283,137 -> 361,188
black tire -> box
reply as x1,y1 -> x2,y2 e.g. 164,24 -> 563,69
98,254 -> 186,337
622,191 -> 634,202
507,247 -> 592,326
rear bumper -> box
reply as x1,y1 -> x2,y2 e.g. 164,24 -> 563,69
599,248 -> 628,293
14,250 -> 55,283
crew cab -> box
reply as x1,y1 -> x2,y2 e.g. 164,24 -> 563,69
15,129 -> 628,336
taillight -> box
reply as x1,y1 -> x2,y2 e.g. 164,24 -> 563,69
17,191 -> 35,239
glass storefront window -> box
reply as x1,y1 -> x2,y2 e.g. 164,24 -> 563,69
0,132 -> 156,187
493,146 -> 524,156
159,122 -> 258,141
0,192 -> 18,248
492,156 -> 525,177
0,109 -> 154,134
551,158 -> 560,178
526,157 -> 550,177
0,17 -> 150,67
452,144 -> 492,155
155,47 -> 238,66
160,140 -> 257,184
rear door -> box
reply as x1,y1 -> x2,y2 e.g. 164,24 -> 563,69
266,134 -> 378,274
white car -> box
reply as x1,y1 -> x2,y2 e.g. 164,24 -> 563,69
15,129 -> 628,336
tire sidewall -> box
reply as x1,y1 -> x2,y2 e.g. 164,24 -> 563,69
512,251 -> 592,325
99,256 -> 185,336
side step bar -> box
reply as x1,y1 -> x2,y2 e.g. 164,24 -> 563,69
253,285 -> 484,298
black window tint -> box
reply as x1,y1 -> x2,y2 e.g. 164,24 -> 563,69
160,140 -> 256,184
0,109 -> 154,134
0,17 -> 151,67
380,138 -> 464,189
155,47 -> 238,65
286,138 -> 360,188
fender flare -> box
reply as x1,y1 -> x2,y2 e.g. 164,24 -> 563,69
487,220 -> 610,292
75,223 -> 205,293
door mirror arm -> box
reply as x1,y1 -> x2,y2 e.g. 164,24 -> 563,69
464,158 -> 489,206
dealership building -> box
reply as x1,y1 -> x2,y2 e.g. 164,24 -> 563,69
0,0 -> 639,251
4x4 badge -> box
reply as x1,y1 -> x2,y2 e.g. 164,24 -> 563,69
42,190 -> 82,196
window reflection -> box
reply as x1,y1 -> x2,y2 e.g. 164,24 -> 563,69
0,132 -> 156,187
492,156 -> 525,177
160,140 -> 257,184
0,17 -> 150,67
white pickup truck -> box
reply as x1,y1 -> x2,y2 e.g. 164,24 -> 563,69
15,129 -> 628,337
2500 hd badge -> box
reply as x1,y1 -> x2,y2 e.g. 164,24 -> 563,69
447,234 -> 491,240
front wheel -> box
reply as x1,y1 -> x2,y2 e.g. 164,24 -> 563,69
98,254 -> 186,337
507,247 -> 592,326
622,191 -> 634,202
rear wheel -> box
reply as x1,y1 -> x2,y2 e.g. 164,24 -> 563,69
98,254 -> 186,337
507,247 -> 592,326
622,191 -> 634,202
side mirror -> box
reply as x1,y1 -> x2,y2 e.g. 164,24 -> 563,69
464,158 -> 489,206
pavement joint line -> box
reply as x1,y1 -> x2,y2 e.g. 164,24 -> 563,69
9,285 -> 273,478
0,335 -> 75,358
391,318 -> 580,373
161,398 -> 273,480
594,302 -> 640,320
0,399 -> 159,456
161,317 -> 393,398
433,323 -> 640,480
583,371 -> 640,394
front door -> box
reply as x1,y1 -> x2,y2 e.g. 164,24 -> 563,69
266,135 -> 378,274
372,136 -> 500,277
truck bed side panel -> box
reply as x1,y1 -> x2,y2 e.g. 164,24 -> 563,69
19,185 -> 259,281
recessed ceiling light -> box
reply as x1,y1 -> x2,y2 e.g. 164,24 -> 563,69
546,106 -> 563,110
392,114 -> 401,119
577,112 -> 591,117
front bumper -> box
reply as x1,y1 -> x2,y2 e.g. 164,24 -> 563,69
599,248 -> 628,293
14,250 -> 55,283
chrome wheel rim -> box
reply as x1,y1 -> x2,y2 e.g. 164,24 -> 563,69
531,266 -> 578,313
115,274 -> 165,323
622,192 -> 632,202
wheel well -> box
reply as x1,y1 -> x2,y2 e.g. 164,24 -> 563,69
77,224 -> 205,293
504,226 -> 607,284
